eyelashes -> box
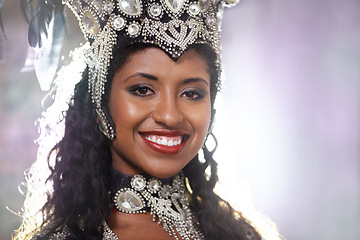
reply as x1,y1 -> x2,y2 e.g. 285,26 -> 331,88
128,84 -> 206,101
129,85 -> 155,97
180,89 -> 205,100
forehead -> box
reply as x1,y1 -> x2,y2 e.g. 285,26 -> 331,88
115,47 -> 210,81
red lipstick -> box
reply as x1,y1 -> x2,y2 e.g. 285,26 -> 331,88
139,131 -> 188,154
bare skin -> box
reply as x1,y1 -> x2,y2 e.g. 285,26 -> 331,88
108,210 -> 179,240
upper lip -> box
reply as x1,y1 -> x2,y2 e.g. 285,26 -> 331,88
139,130 -> 188,137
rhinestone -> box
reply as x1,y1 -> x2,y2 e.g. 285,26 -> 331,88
199,0 -> 211,12
82,10 -> 100,35
149,4 -> 162,17
118,0 -> 142,16
112,16 -> 125,30
164,0 -> 185,13
188,3 -> 200,16
103,1 -> 115,14
159,185 -> 171,198
206,16 -> 217,29
115,190 -> 144,212
131,175 -> 146,190
128,23 -> 140,36
148,179 -> 161,193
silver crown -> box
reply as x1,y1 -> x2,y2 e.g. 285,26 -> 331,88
62,0 -> 238,139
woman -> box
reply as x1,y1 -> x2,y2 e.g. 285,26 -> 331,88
14,0 -> 281,239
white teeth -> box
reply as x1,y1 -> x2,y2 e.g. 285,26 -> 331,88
144,135 -> 183,146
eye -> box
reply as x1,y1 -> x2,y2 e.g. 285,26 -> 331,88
181,89 -> 205,100
129,85 -> 155,97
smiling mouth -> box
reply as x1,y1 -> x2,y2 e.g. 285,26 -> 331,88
139,132 -> 188,154
143,135 -> 183,147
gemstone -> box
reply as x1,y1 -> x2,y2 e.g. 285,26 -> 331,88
103,1 -> 115,14
112,16 -> 125,30
149,4 -> 162,18
128,23 -> 140,36
199,0 -> 211,12
131,175 -> 146,190
115,190 -> 144,212
188,3 -> 200,16
159,185 -> 171,198
148,179 -> 161,193
118,0 -> 142,16
164,0 -> 185,13
81,10 -> 100,35
206,16 -> 217,29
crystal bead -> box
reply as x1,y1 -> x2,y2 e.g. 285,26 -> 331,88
149,4 -> 162,18
81,10 -> 100,35
148,179 -> 161,192
199,0 -> 211,12
188,3 -> 200,16
206,16 -> 217,29
118,0 -> 142,16
159,185 -> 171,198
112,16 -> 125,30
115,190 -> 144,212
131,175 -> 146,190
128,23 -> 140,36
164,0 -> 185,13
103,1 -> 115,14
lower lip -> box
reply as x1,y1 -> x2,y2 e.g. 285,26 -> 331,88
140,135 -> 186,154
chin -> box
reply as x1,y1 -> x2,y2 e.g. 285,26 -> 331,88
142,161 -> 189,179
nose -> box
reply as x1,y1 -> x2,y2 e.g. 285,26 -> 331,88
151,95 -> 184,127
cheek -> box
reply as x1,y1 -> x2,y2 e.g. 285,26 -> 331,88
186,101 -> 212,136
109,96 -> 150,130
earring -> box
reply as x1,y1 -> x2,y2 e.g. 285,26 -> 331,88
203,131 -> 218,154
96,107 -> 116,140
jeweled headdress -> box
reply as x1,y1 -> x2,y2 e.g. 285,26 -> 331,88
23,0 -> 238,139
62,0 -> 238,139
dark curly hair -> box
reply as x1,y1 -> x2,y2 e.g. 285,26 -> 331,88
23,42 -> 262,240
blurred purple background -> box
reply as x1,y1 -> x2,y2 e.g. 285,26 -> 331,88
1,0 -> 359,239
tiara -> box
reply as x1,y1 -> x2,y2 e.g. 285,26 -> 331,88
61,0 -> 238,139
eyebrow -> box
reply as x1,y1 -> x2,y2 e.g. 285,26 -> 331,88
123,72 -> 158,82
183,78 -> 209,86
123,72 -> 208,86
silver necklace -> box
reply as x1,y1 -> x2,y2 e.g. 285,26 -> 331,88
107,170 -> 204,240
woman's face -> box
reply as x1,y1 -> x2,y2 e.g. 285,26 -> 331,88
108,47 -> 211,178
